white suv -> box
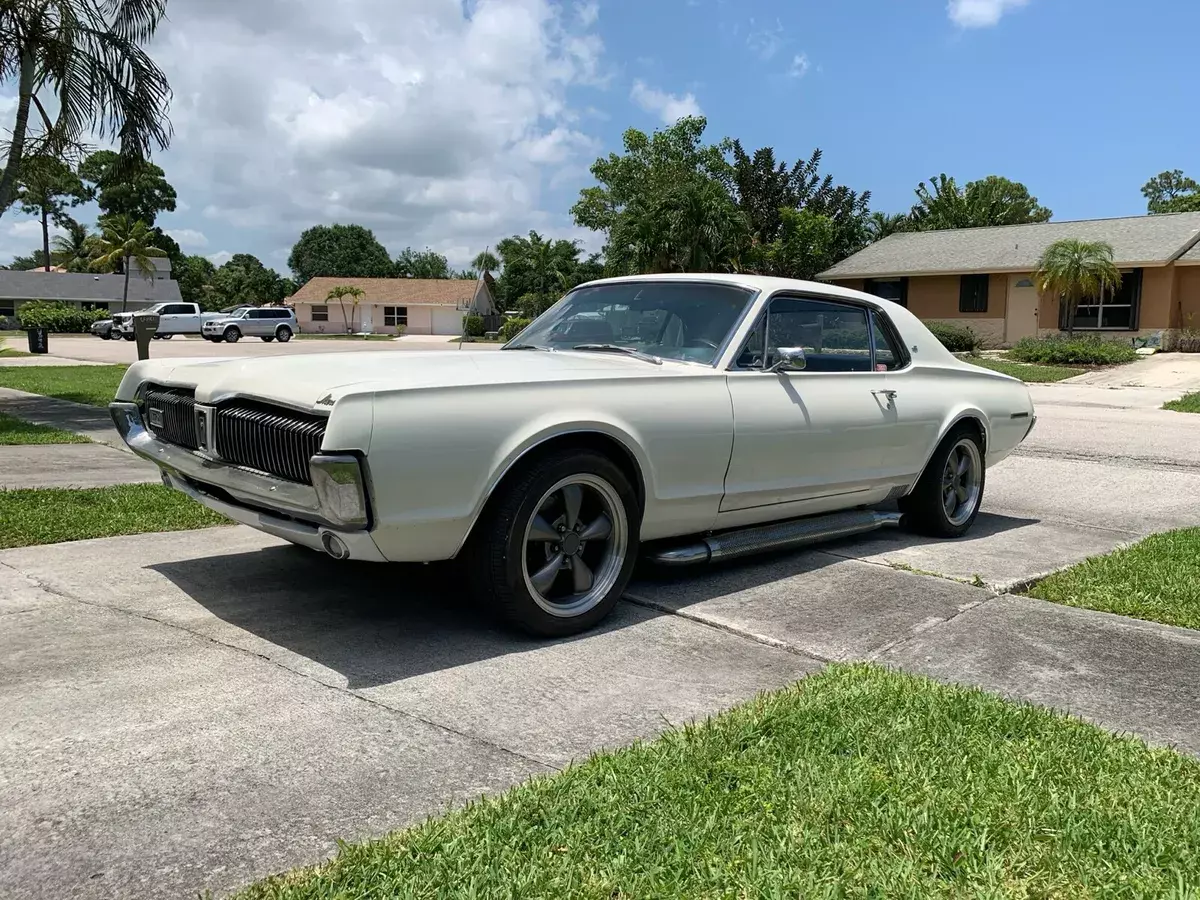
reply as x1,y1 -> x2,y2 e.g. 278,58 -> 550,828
202,307 -> 298,343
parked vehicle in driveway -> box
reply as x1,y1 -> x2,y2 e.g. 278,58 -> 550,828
201,307 -> 297,343
91,318 -> 116,339
110,275 -> 1036,637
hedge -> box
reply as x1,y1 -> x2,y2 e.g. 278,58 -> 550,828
1008,334 -> 1138,366
16,300 -> 109,333
923,321 -> 983,354
500,317 -> 532,342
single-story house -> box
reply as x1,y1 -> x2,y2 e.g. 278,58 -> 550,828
288,275 -> 499,335
0,258 -> 180,326
818,212 -> 1200,347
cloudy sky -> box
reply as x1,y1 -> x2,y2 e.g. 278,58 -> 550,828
3,0 -> 1198,272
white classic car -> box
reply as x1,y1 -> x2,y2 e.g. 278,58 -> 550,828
110,275 -> 1036,636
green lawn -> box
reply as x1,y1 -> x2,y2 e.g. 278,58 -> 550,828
0,411 -> 89,445
0,364 -> 128,407
0,483 -> 228,549
968,357 -> 1084,383
1163,392 -> 1200,414
238,664 -> 1200,900
295,333 -> 393,341
1027,527 -> 1200,631
0,347 -> 31,357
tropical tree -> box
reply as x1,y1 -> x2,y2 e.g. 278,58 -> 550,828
50,217 -> 91,270
78,149 -> 176,225
176,254 -> 217,307
15,154 -> 87,269
394,246 -> 451,279
287,223 -> 393,282
471,250 -> 500,274
1141,170 -> 1200,214
209,253 -> 289,308
89,215 -> 166,311
326,284 -> 365,333
0,0 -> 173,216
1033,239 -> 1121,338
865,211 -> 911,243
494,231 -> 586,314
909,174 -> 1051,231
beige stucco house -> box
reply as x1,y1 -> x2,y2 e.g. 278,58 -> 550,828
819,212 -> 1200,347
289,275 -> 499,336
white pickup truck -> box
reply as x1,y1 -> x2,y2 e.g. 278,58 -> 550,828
111,303 -> 248,340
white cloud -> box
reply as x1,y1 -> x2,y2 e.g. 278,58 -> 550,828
207,250 -> 233,266
630,79 -> 702,124
146,0 -> 610,268
788,54 -> 810,78
0,217 -> 67,264
168,228 -> 209,249
746,18 -> 785,61
948,0 -> 1030,28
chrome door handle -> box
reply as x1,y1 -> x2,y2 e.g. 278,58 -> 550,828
872,389 -> 897,406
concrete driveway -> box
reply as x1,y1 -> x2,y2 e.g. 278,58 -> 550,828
3,354 -> 1200,898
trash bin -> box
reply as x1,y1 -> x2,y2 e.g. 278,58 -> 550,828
132,312 -> 161,361
25,327 -> 49,354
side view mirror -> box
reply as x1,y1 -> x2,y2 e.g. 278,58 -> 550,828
768,346 -> 807,372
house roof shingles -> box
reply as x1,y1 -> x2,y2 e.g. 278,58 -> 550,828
290,277 -> 483,307
819,212 -> 1200,280
0,270 -> 181,304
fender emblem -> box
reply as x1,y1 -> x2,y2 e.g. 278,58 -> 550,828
316,393 -> 335,407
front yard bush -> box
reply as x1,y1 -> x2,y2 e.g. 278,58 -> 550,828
924,320 -> 983,353
500,317 -> 532,342
16,300 -> 108,333
1008,334 -> 1138,366
464,314 -> 485,337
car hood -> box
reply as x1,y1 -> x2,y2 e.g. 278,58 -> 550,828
119,349 -> 703,410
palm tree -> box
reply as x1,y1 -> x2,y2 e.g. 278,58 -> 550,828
471,250 -> 500,275
51,218 -> 91,270
866,211 -> 910,243
0,0 -> 173,216
89,215 -> 166,311
1034,239 -> 1122,338
326,285 -> 365,333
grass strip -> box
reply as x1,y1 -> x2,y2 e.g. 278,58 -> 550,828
0,483 -> 228,549
238,663 -> 1200,899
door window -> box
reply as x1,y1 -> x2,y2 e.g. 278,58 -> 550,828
739,297 -> 873,372
871,316 -> 907,371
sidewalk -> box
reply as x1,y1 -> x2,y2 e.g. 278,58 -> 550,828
0,387 -> 128,449
0,443 -> 158,489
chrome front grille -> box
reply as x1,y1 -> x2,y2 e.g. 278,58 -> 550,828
213,402 -> 326,485
142,385 -> 199,450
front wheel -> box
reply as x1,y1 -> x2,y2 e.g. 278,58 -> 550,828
900,424 -> 985,538
223,326 -> 241,343
465,449 -> 639,637
160,334 -> 173,340
275,325 -> 292,343
122,333 -> 134,341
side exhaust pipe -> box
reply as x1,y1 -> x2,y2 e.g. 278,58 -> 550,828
650,510 -> 903,567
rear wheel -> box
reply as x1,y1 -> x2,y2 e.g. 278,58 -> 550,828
276,325 -> 293,343
122,333 -> 134,341
160,334 -> 173,340
900,424 -> 985,538
465,449 -> 639,637
223,326 -> 241,343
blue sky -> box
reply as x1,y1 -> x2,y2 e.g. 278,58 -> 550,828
2,0 -> 1196,271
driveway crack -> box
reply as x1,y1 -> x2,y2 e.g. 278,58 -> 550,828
1,559 -> 559,775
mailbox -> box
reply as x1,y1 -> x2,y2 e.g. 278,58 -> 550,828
132,311 -> 161,361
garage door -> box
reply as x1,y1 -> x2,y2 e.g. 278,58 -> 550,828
432,308 -> 465,334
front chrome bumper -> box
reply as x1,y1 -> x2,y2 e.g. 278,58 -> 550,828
109,401 -> 384,561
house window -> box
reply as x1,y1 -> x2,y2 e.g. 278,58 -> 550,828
863,277 -> 908,308
384,306 -> 407,327
311,304 -> 328,322
0,300 -> 15,318
958,275 -> 989,313
82,302 -> 110,312
1063,269 -> 1142,331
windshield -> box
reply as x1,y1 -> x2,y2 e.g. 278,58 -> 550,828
507,281 -> 756,365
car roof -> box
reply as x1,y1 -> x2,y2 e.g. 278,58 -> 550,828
575,273 -> 889,308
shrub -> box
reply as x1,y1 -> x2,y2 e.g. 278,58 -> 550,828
923,320 -> 983,354
500,317 -> 532,342
17,300 -> 108,333
464,315 -> 485,337
1008,334 -> 1138,366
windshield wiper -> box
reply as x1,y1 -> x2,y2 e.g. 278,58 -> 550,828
571,344 -> 662,365
502,343 -> 553,352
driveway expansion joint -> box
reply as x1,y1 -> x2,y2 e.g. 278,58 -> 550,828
0,557 -> 562,776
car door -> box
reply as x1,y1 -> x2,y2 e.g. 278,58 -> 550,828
156,304 -> 183,333
720,295 -> 899,515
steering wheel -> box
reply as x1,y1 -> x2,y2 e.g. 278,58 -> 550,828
684,338 -> 719,350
